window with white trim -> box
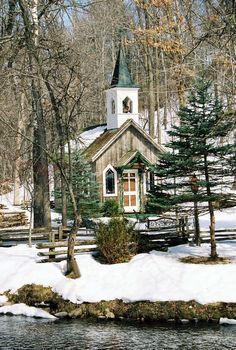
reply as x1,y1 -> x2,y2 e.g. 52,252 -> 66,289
103,165 -> 117,196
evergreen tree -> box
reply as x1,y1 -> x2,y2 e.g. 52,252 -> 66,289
67,151 -> 100,218
148,77 -> 235,258
55,151 -> 100,219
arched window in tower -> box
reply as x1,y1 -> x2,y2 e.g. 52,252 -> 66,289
105,168 -> 115,194
122,97 -> 133,113
111,99 -> 115,114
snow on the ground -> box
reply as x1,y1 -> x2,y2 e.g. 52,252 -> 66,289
0,242 -> 236,305
0,186 -> 27,213
0,303 -> 56,319
220,318 -> 236,325
1,187 -> 236,309
200,206 -> 236,230
0,295 -> 8,306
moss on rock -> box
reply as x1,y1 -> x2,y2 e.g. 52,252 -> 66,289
8,284 -> 236,324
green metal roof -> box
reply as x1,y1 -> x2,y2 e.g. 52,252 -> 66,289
110,49 -> 137,88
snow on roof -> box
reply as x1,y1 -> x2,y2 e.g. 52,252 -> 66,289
79,125 -> 107,148
68,125 -> 107,152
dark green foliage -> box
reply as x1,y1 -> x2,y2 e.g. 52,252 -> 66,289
101,199 -> 120,217
71,151 -> 100,217
147,77 -> 235,214
145,181 -> 172,214
96,217 -> 137,264
68,151 -> 100,218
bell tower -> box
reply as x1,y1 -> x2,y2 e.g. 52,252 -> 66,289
106,49 -> 139,130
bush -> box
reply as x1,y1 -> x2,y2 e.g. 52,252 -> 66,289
95,217 -> 137,264
101,199 -> 120,217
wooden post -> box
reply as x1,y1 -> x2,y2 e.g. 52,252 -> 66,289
50,231 -> 55,243
185,216 -> 189,238
49,246 -> 55,259
58,225 -> 63,241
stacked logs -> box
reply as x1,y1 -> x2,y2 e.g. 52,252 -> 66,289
0,211 -> 28,228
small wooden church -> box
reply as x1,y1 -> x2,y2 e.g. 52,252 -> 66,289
83,49 -> 164,213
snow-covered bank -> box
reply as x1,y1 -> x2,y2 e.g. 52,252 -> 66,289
0,242 -> 236,305
220,318 -> 236,325
0,303 -> 56,319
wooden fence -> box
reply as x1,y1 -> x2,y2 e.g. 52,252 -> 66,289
188,228 -> 236,243
36,228 -> 96,262
136,216 -> 189,252
1,217 -> 236,263
0,227 -> 51,247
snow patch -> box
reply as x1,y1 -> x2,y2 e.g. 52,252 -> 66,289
0,303 -> 56,319
0,295 -> 8,306
0,242 -> 236,305
220,317 -> 236,325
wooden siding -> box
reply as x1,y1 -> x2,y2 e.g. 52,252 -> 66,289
91,124 -> 161,205
94,124 -> 160,178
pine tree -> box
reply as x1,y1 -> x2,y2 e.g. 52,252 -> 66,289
148,77 -> 235,258
67,151 -> 100,218
55,151 -> 100,219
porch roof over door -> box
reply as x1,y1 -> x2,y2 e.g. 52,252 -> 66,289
115,150 -> 151,169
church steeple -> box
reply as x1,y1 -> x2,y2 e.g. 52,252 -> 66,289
110,49 -> 136,88
106,48 -> 139,130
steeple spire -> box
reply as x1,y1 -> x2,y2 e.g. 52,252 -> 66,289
110,48 -> 136,88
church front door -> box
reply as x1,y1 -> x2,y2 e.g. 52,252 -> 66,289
123,170 -> 139,212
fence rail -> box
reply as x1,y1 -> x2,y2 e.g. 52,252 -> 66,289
1,219 -> 236,262
188,228 -> 236,243
0,226 -> 94,247
36,229 -> 96,262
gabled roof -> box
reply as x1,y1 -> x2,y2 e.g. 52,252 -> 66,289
110,49 -> 137,88
83,119 -> 165,163
115,150 -> 151,168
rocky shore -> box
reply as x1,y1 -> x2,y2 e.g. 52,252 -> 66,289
3,284 -> 236,324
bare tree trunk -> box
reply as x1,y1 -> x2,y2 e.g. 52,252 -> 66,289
155,47 -> 161,143
18,0 -> 51,228
147,51 -> 155,138
43,78 -> 67,226
67,225 -> 81,278
204,154 -> 217,258
14,93 -> 26,206
144,10 -> 155,138
32,79 -> 51,228
161,52 -> 168,129
193,197 -> 201,246
60,145 -> 67,227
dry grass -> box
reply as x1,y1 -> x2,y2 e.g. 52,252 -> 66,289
179,256 -> 231,265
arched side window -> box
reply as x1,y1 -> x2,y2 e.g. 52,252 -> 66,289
103,165 -> 117,196
111,99 -> 115,114
122,97 -> 133,113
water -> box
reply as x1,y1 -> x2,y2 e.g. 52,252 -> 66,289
0,316 -> 236,350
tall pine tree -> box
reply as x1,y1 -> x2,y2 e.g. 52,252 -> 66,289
148,77 -> 235,258
69,151 -> 100,218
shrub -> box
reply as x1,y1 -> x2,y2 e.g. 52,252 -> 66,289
95,217 -> 137,264
101,199 -> 120,217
